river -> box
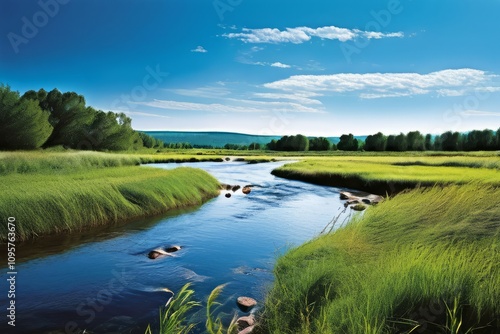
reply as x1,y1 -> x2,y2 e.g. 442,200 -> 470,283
0,161 -> 354,333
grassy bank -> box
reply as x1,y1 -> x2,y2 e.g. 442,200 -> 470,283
271,155 -> 500,194
262,184 -> 500,333
0,151 -> 221,242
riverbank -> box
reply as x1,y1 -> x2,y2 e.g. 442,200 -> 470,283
0,151 -> 221,242
261,183 -> 500,333
271,155 -> 500,195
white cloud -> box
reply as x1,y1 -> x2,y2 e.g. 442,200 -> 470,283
459,110 -> 500,117
135,98 -> 324,114
252,92 -> 322,105
264,69 -> 500,99
168,86 -> 231,98
191,46 -> 207,53
224,25 -> 403,44
271,62 -> 291,68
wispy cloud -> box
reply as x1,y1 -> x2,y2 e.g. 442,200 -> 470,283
224,25 -> 403,44
264,69 -> 500,99
252,92 -> 322,105
191,46 -> 207,53
271,62 -> 291,68
459,110 -> 500,117
235,48 -> 293,68
168,86 -> 231,98
135,98 -> 324,113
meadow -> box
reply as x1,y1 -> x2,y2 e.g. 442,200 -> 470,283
270,153 -> 500,194
261,184 -> 500,333
1,149 -> 499,333
0,151 -> 221,242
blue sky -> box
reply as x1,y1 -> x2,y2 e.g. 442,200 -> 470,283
1,0 -> 500,136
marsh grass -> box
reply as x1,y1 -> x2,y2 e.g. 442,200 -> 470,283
145,284 -> 201,334
146,283 -> 237,334
262,184 -> 500,333
272,155 -> 500,194
0,151 -> 221,241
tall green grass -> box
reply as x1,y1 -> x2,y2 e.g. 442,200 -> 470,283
261,184 -> 500,333
272,156 -> 500,195
146,283 -> 238,334
0,163 -> 220,242
145,284 -> 201,334
0,150 -> 229,175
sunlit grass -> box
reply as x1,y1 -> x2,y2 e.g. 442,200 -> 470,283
262,184 -> 500,333
146,283 -> 238,334
0,151 -> 220,241
272,155 -> 500,192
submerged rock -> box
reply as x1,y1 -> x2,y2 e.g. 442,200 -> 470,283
238,325 -> 255,334
148,249 -> 170,259
148,245 -> 181,259
165,245 -> 181,253
242,186 -> 252,195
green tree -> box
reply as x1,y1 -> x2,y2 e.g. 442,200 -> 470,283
364,132 -> 387,151
267,139 -> 277,150
273,134 -> 309,151
0,85 -> 53,150
496,128 -> 500,150
424,134 -> 433,150
433,135 -> 442,151
25,89 -> 93,148
337,134 -> 359,151
309,137 -> 331,151
248,142 -> 261,150
294,134 -> 309,151
406,131 -> 425,151
139,132 -> 157,148
440,131 -> 462,151
386,135 -> 397,151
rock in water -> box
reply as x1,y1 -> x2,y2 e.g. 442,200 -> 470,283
237,315 -> 256,329
340,191 -> 352,200
148,249 -> 169,259
225,193 -> 232,198
351,204 -> 367,211
165,245 -> 181,253
238,325 -> 255,334
242,187 -> 252,194
237,296 -> 257,312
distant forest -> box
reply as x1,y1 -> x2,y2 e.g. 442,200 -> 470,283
1,85 -> 499,152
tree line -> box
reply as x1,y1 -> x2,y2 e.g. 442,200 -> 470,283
361,130 -> 500,152
2,85 -> 499,152
265,130 -> 500,152
0,85 -> 160,151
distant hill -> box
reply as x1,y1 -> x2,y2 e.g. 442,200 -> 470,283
143,131 -> 366,147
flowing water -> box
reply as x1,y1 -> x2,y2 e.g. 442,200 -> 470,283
0,161 -> 355,333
